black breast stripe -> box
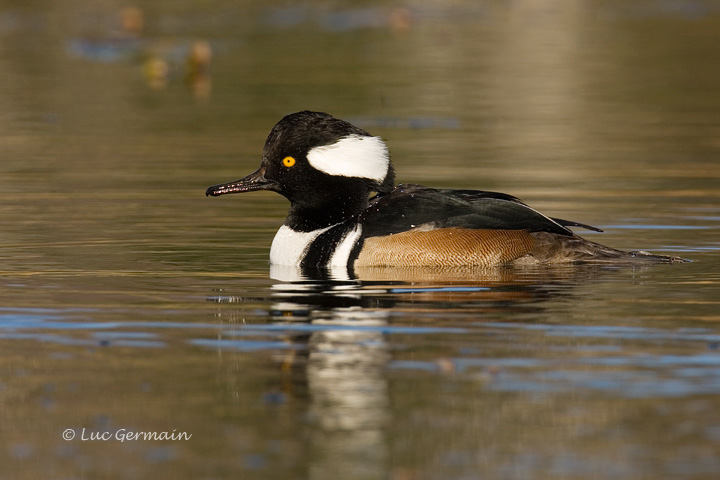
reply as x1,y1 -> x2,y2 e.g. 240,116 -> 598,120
300,222 -> 354,269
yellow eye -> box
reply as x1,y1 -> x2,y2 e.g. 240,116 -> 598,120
282,156 -> 296,167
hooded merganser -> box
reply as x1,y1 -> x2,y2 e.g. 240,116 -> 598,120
206,111 -> 682,272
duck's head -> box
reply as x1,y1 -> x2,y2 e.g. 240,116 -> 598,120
206,111 -> 395,230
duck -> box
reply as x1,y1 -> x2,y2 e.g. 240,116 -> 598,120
206,111 -> 682,274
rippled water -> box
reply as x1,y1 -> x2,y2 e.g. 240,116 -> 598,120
1,1 -> 720,479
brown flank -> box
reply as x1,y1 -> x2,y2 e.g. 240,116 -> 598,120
354,227 -> 535,267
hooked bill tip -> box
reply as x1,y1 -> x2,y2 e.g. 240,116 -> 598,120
205,185 -> 223,196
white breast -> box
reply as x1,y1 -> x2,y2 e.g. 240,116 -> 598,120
269,223 -> 363,267
270,225 -> 332,266
330,223 -> 362,266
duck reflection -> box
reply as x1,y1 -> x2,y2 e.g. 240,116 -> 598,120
268,262 -> 627,314
256,280 -> 393,480
209,263 -> 637,478
304,312 -> 390,479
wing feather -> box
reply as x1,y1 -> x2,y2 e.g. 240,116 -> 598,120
360,184 -> 580,237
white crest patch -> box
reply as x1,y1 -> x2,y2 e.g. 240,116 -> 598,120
306,135 -> 389,182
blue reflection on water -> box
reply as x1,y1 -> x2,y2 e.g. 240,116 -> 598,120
190,339 -> 299,352
482,322 -> 720,343
228,323 -> 467,335
4,304 -> 720,397
604,225 -> 712,230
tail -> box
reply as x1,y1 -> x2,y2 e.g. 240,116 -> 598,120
527,232 -> 686,264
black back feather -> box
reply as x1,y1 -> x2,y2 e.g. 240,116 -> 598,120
359,184 -> 583,237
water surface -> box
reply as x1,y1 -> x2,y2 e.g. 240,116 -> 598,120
1,2 -> 720,479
